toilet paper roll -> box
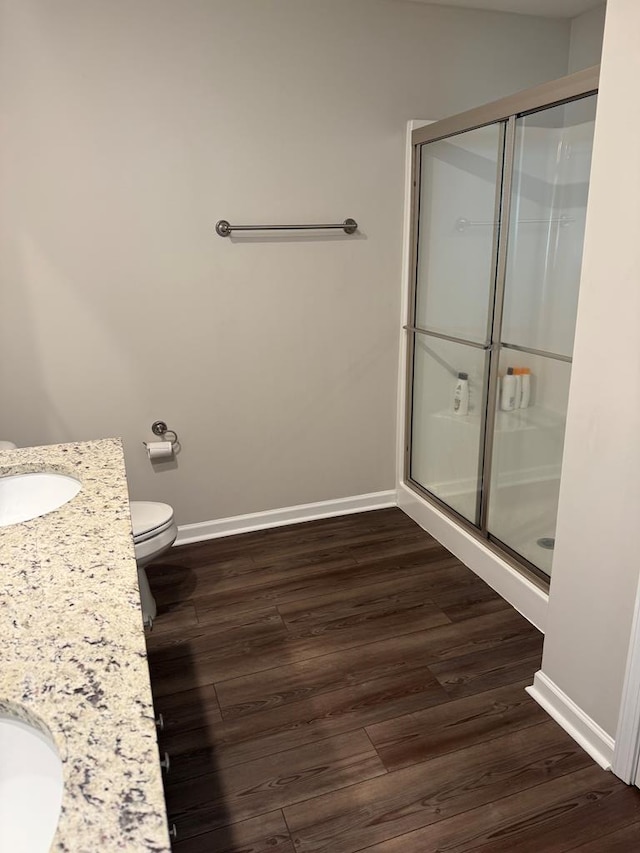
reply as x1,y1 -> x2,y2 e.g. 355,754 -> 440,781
145,440 -> 174,461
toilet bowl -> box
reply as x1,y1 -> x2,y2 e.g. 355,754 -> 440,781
130,501 -> 178,626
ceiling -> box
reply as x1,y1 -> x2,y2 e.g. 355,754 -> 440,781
404,0 -> 604,18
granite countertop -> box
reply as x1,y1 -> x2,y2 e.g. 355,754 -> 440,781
0,438 -> 171,852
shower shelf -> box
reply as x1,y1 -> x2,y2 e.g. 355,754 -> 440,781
433,406 -> 565,432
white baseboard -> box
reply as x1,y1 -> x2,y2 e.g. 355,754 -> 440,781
527,671 -> 615,770
174,490 -> 397,545
397,482 -> 548,632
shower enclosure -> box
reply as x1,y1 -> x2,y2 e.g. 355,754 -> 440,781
405,68 -> 598,580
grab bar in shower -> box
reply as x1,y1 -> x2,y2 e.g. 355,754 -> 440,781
215,218 -> 358,237
455,215 -> 574,232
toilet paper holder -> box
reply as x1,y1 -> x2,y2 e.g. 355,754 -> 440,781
151,420 -> 178,445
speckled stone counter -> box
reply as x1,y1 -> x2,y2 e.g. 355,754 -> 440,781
0,438 -> 171,852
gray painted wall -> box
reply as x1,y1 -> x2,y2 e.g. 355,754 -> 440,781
0,0 -> 570,524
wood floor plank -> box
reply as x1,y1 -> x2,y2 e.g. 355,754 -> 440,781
151,601 -> 199,632
152,684 -> 222,735
146,509 -> 640,853
252,528 -> 438,567
148,606 -> 285,651
172,810 -> 294,853
344,543 -> 460,574
222,546 -> 362,583
428,633 -> 544,698
152,576 -> 488,690
191,552 -> 459,618
151,557 -> 255,606
346,532 -> 447,563
356,764 -> 640,853
215,631 -> 447,718
166,510 -> 425,571
277,573 -> 451,631
164,730 -> 386,841
214,607 -> 538,717
155,527 -> 436,610
566,821 -> 640,851
284,721 -> 591,853
366,680 -> 548,771
152,549 -> 254,575
147,620 -> 290,695
178,550 -> 357,598
279,589 -> 451,642
159,665 -> 448,778
153,512 -> 425,580
426,577 -> 511,622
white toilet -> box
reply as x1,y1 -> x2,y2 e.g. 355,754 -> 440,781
130,501 -> 178,626
0,440 -> 176,627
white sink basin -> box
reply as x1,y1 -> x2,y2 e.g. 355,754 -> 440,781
0,472 -> 81,527
0,715 -> 63,852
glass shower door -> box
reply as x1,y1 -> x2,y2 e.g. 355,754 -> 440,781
405,71 -> 599,583
409,124 -> 503,524
486,95 -> 597,574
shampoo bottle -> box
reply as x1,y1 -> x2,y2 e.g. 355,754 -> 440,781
453,372 -> 469,416
520,368 -> 531,408
500,367 -> 517,411
513,368 -> 523,409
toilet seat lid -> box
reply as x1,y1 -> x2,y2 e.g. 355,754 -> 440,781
130,501 -> 174,540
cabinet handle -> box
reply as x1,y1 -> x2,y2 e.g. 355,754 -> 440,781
160,751 -> 170,774
169,823 -> 178,841
155,713 -> 164,732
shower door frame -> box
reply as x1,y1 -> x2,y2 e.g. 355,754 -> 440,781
404,65 -> 599,584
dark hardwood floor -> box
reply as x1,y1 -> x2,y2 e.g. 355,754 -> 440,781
145,508 -> 640,852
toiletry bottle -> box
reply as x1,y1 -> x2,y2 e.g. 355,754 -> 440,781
500,367 -> 517,411
520,368 -> 531,408
453,372 -> 469,416
513,368 -> 523,409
